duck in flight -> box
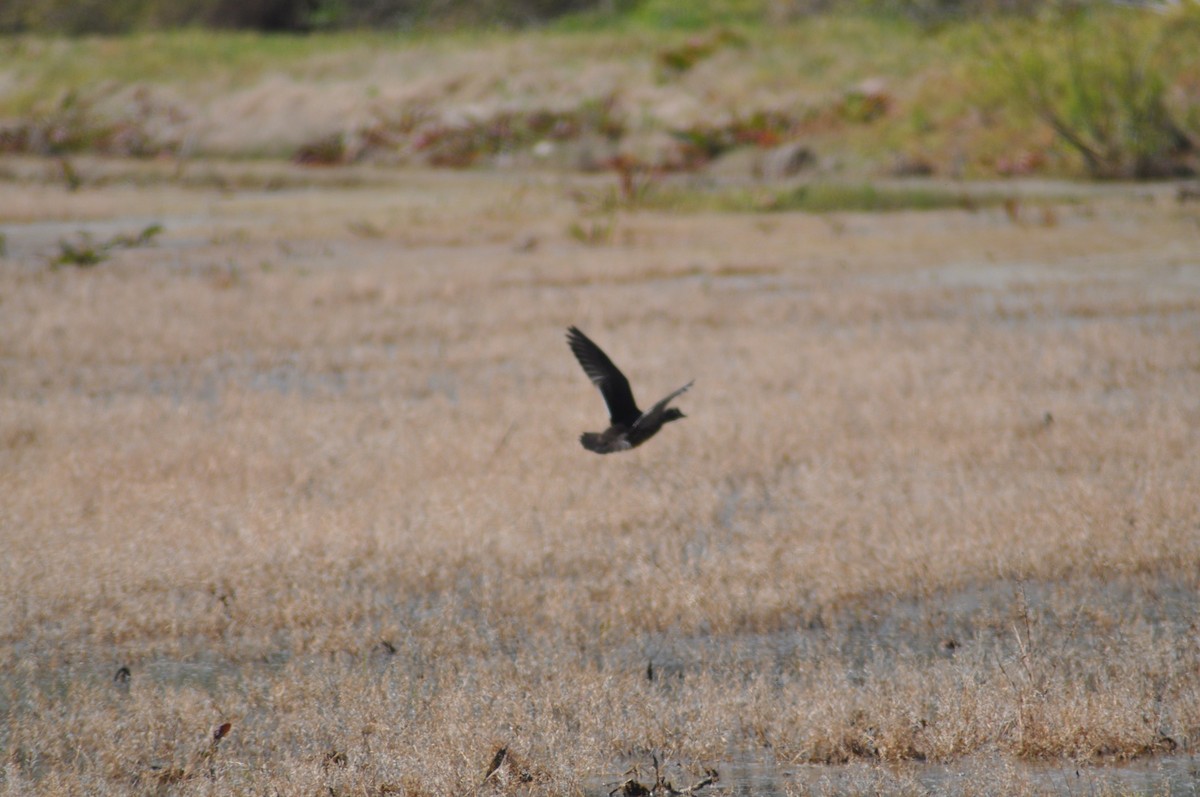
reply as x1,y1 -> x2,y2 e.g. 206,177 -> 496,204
567,326 -> 693,454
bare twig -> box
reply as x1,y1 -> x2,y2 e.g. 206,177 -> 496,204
607,754 -> 719,797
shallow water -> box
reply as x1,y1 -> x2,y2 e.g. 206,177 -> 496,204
615,574 -> 1199,689
591,753 -> 1200,796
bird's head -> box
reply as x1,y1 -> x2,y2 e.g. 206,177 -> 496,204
663,407 -> 686,423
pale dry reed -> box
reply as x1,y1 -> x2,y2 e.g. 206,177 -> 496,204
2,167 -> 1199,795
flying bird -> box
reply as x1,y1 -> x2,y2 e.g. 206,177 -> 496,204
567,326 -> 692,454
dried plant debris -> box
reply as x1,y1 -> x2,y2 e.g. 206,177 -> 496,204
609,755 -> 718,797
475,745 -> 549,793
139,721 -> 233,787
322,750 -> 349,770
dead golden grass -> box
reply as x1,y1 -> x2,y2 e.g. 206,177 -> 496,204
2,164 -> 1200,795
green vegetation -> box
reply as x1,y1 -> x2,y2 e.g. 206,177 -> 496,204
619,0 -> 769,30
641,180 -> 993,213
0,0 -> 627,34
987,4 -> 1200,178
51,223 -> 163,268
574,175 -> 1004,214
0,0 -> 1052,35
0,31 -> 382,107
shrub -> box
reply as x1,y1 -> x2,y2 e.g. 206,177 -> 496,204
989,3 -> 1200,179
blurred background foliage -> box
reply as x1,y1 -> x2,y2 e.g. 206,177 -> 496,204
0,0 -> 1055,34
1,0 -> 1195,180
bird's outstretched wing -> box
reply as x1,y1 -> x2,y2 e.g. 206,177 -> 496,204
567,326 -> 641,426
633,381 -> 693,429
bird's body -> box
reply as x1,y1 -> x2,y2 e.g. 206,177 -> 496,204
567,326 -> 692,454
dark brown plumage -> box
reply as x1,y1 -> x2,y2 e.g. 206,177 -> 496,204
567,326 -> 692,454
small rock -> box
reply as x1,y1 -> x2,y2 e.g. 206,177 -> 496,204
890,154 -> 934,177
761,142 -> 816,179
617,130 -> 691,172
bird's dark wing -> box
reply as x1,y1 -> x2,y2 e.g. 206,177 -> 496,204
567,326 -> 641,425
633,381 -> 693,429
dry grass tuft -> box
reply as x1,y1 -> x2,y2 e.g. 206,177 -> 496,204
2,168 -> 1199,794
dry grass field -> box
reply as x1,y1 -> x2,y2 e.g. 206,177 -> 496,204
2,160 -> 1200,795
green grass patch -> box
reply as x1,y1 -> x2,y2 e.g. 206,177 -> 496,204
0,30 -> 416,113
767,182 -> 984,212
618,0 -> 769,31
50,223 -> 162,268
638,181 -> 996,214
